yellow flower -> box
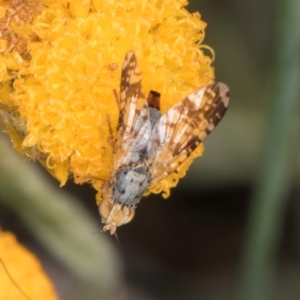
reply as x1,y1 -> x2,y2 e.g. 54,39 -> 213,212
0,231 -> 58,300
0,0 -> 214,200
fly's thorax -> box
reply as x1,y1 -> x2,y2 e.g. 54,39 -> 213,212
98,162 -> 150,234
112,165 -> 150,206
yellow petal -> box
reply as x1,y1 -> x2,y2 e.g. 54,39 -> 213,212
0,0 -> 215,199
0,231 -> 58,300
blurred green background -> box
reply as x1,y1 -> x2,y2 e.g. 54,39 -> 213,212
0,0 -> 300,299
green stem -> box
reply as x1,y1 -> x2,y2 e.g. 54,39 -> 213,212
0,135 -> 122,300
236,1 -> 300,300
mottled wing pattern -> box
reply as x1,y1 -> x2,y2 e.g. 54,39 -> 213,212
112,51 -> 150,170
149,82 -> 230,184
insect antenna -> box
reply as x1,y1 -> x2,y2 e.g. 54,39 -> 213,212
0,257 -> 32,300
114,232 -> 122,247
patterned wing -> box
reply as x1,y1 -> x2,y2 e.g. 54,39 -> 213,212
149,82 -> 230,184
112,51 -> 150,170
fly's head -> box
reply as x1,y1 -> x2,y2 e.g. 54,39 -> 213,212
98,195 -> 135,234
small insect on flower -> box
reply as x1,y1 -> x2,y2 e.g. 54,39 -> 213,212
99,51 -> 230,234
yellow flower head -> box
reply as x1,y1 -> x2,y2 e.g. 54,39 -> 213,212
0,0 -> 214,199
0,231 -> 58,300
